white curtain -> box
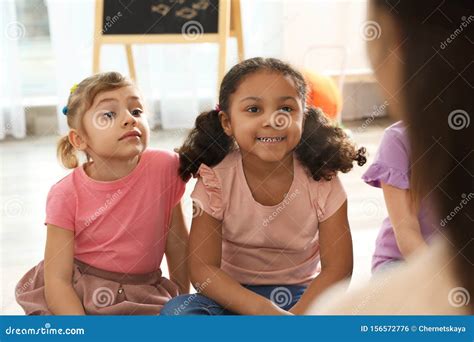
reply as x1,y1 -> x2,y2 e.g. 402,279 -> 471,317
0,0 -> 26,140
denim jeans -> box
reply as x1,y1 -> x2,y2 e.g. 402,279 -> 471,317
160,284 -> 307,315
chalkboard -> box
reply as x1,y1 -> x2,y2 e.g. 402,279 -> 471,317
102,0 -> 219,35
93,0 -> 244,87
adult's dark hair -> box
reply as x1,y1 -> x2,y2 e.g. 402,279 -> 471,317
177,57 -> 366,181
374,0 -> 473,312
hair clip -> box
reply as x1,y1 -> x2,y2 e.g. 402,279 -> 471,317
62,83 -> 78,116
215,104 -> 221,112
70,83 -> 79,95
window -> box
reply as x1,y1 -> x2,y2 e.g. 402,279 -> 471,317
16,0 -> 55,97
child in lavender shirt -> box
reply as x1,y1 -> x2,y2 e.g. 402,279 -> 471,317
362,121 -> 440,272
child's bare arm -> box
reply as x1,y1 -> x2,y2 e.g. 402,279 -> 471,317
188,211 -> 290,315
165,202 -> 190,294
290,201 -> 353,314
44,224 -> 85,315
382,182 -> 427,257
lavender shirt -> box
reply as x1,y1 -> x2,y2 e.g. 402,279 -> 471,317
362,121 -> 439,272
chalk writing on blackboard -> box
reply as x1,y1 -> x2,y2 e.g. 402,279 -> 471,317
102,0 -> 219,35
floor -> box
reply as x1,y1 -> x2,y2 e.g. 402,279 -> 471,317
0,117 -> 394,315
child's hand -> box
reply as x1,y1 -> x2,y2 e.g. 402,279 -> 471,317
288,306 -> 303,315
263,307 -> 293,315
259,301 -> 293,315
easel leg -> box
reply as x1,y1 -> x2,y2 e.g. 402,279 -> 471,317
93,43 -> 101,74
93,0 -> 102,74
232,0 -> 244,61
125,44 -> 137,81
217,0 -> 231,93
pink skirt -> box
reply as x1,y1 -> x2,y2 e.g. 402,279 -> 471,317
15,259 -> 179,315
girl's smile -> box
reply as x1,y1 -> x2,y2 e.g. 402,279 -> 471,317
256,136 -> 286,143
221,70 -> 304,163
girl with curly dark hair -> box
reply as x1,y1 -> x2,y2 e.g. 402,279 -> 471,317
161,57 -> 366,315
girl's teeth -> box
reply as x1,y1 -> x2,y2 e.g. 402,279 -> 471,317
257,137 -> 284,143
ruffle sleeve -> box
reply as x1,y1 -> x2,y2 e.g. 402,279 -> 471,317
362,124 -> 410,190
310,176 -> 347,222
190,164 -> 224,220
362,163 -> 409,189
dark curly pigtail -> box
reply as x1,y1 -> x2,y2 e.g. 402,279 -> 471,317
177,109 -> 234,181
295,107 -> 366,181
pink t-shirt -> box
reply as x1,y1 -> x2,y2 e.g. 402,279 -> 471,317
191,150 -> 347,285
45,149 -> 185,274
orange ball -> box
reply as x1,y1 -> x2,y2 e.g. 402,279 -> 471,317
303,70 -> 342,121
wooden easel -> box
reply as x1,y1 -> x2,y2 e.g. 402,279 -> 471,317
92,0 -> 244,90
